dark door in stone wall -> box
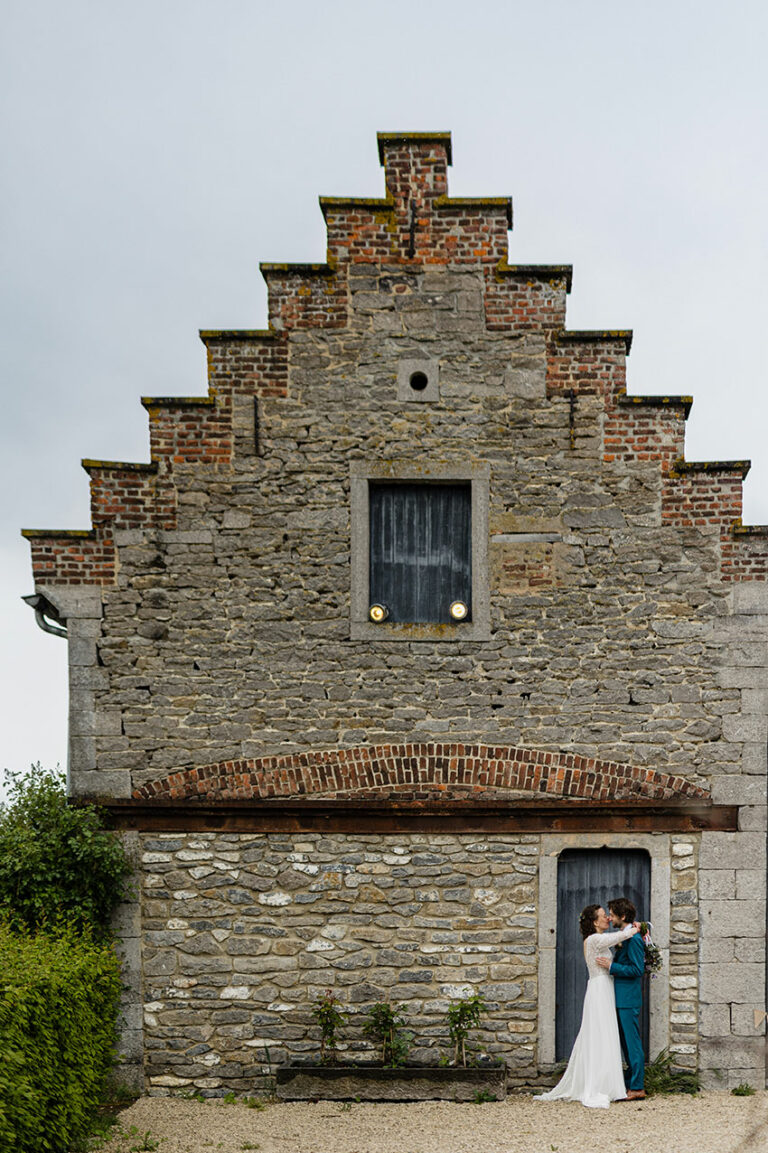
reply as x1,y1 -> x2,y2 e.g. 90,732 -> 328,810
555,848 -> 651,1062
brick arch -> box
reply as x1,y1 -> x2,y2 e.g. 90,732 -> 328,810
133,743 -> 708,803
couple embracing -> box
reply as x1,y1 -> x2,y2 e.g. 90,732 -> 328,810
537,897 -> 646,1109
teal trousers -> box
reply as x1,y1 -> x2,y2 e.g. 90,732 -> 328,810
616,1006 -> 644,1091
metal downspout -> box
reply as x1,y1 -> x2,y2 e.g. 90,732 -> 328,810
22,593 -> 67,638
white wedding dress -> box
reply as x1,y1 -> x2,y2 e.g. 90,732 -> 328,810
536,925 -> 636,1108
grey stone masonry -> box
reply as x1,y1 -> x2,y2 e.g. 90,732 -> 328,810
696,580 -> 768,1090
25,132 -> 768,1091
140,832 -> 540,1094
668,836 -> 699,1070
91,290 -> 754,783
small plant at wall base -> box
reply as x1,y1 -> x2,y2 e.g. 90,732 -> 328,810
363,1002 -> 411,1067
472,1088 -> 497,1103
644,1049 -> 699,1096
312,989 -> 346,1064
277,994 -> 506,1101
447,994 -> 487,1067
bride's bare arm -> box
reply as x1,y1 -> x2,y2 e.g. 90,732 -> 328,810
596,925 -> 638,949
594,924 -> 639,968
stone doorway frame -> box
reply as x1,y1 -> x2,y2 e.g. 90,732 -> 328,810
537,832 -> 671,1065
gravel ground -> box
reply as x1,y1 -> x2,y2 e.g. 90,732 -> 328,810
98,1091 -> 768,1153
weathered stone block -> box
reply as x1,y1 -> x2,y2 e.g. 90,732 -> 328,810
699,833 -> 765,871
699,1036 -> 766,1074
735,871 -> 766,900
699,900 -> 765,938
722,714 -> 768,743
732,584 -> 768,615
734,937 -> 766,964
699,938 -> 735,967
699,1004 -> 730,1036
698,871 -> 735,900
178,955 -> 233,975
69,769 -> 132,798
731,1004 -> 767,1036
143,950 -> 178,977
738,806 -> 767,832
711,776 -> 767,806
699,963 -> 764,1004
505,365 -> 545,401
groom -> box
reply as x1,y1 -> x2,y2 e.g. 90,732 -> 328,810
595,896 -> 646,1100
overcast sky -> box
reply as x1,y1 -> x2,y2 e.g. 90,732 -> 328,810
2,0 -> 767,791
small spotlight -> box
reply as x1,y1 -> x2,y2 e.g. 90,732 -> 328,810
369,603 -> 389,623
449,600 -> 468,621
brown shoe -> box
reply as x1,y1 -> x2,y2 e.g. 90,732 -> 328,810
626,1090 -> 646,1100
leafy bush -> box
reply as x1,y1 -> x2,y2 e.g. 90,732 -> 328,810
447,993 -> 487,1067
0,766 -> 131,934
363,1002 -> 410,1067
0,922 -> 122,1152
312,989 -> 346,1063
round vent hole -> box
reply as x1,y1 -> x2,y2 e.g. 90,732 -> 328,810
409,371 -> 429,392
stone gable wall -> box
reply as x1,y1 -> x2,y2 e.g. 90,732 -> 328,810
24,131 -> 768,1092
64,288 -> 752,793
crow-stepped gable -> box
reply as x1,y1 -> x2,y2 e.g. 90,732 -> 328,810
24,131 -> 768,1096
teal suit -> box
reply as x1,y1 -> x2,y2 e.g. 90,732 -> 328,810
610,932 -> 645,1091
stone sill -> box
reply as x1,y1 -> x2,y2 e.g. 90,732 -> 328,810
617,394 -> 693,417
377,132 -> 454,163
199,328 -> 276,344
21,528 -> 95,539
495,260 -> 573,291
81,458 -> 157,473
140,395 -> 215,409
556,329 -> 633,353
670,458 -> 751,479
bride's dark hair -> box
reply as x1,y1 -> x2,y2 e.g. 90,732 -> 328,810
579,904 -> 601,939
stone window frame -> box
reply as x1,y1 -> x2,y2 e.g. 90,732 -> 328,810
350,460 -> 491,641
537,832 -> 671,1066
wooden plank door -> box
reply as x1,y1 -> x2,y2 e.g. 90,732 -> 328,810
555,848 -> 651,1061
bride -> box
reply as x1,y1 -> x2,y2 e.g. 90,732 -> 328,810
536,904 -> 639,1108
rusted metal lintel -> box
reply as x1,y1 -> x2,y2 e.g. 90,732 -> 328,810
96,799 -> 738,835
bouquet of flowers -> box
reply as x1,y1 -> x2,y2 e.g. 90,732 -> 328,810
639,921 -> 662,975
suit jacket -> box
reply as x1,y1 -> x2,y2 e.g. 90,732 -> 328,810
610,931 -> 645,1009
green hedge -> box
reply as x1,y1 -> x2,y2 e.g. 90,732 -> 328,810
0,766 -> 131,935
0,924 -> 122,1153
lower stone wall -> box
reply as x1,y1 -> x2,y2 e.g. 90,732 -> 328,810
133,828 -> 735,1095
140,831 -> 541,1095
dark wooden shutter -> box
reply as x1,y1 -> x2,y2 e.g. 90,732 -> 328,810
369,483 -> 471,624
555,848 -> 651,1061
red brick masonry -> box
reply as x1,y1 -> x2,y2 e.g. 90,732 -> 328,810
23,134 -> 768,585
134,742 -> 709,804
